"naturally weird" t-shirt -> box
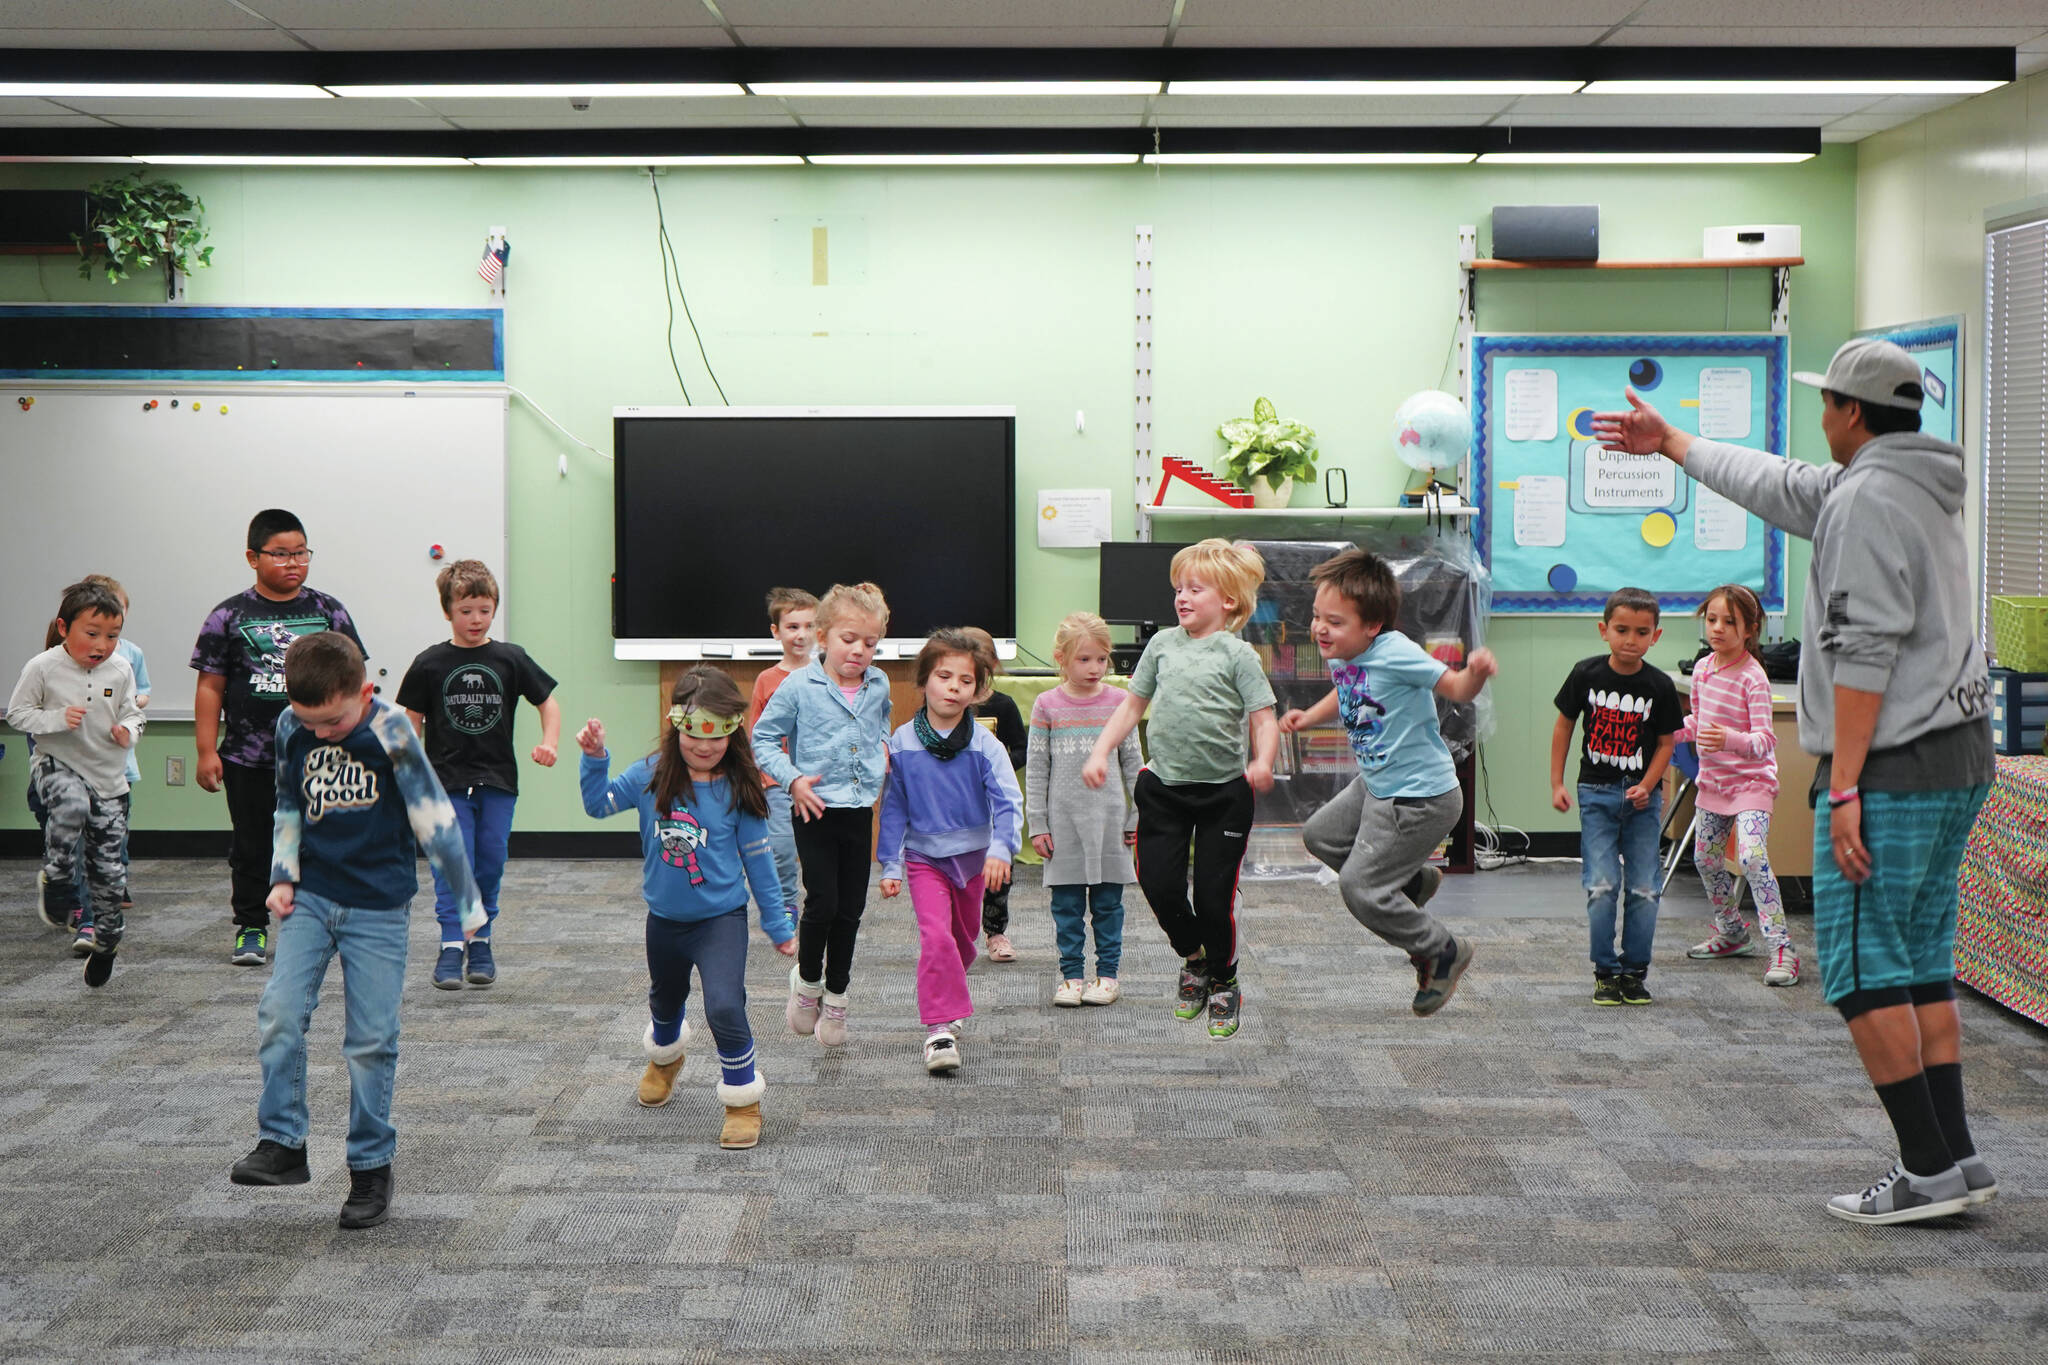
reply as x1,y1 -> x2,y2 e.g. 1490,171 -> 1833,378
1554,654 -> 1682,788
396,639 -> 558,795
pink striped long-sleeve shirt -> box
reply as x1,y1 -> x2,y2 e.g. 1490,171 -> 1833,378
1676,652 -> 1779,815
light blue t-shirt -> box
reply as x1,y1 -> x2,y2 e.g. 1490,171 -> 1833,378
1330,631 -> 1456,800
117,637 -> 149,786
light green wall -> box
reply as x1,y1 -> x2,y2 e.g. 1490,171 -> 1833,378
0,149 -> 1857,836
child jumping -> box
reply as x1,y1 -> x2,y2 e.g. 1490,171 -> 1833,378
1083,538 -> 1278,1040
753,581 -> 894,1048
1552,587 -> 1684,1005
396,558 -> 562,991
1678,583 -> 1801,986
1284,549 -> 1498,1016
1027,612 -> 1139,1007
8,580 -> 144,987
877,629 -> 1023,1074
579,667 -> 795,1149
747,587 -> 817,940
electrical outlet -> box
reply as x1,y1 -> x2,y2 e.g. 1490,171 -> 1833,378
166,756 -> 186,786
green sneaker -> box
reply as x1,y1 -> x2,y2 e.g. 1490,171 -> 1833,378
1173,960 -> 1209,1020
231,926 -> 268,966
1206,980 -> 1241,1039
1592,976 -> 1623,1006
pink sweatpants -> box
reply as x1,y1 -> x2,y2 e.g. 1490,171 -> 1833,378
908,860 -> 984,1027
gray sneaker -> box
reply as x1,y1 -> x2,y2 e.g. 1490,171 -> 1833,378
1404,864 -> 1443,910
1826,1162 -> 1972,1225
1410,936 -> 1474,1017
1959,1154 -> 1999,1207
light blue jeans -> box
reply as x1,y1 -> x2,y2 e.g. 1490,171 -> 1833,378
255,888 -> 410,1170
1579,783 -> 1665,978
1049,882 -> 1125,982
761,782 -> 801,914
431,785 -> 516,943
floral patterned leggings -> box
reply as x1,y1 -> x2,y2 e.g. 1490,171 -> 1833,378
1695,809 -> 1791,951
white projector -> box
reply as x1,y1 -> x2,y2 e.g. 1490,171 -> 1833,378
1704,225 -> 1801,259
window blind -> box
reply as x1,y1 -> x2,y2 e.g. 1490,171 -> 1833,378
1983,215 -> 2048,655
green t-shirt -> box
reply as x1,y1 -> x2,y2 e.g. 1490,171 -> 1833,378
1129,627 -> 1277,785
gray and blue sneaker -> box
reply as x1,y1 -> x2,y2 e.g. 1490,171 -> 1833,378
432,945 -> 466,991
1410,936 -> 1475,1017
231,926 -> 267,966
1826,1162 -> 1972,1225
465,939 -> 496,987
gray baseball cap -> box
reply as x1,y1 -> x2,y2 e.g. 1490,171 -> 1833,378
1792,337 -> 1924,411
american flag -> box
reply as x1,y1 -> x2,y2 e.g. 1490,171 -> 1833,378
477,239 -> 509,286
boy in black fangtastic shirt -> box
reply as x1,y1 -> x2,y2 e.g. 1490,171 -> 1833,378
396,560 -> 561,991
1551,587 -> 1683,1006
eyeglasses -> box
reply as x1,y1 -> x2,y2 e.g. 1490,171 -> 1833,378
256,548 -> 315,563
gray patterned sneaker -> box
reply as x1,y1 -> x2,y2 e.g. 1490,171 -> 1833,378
1687,929 -> 1756,958
1410,937 -> 1474,1017
1959,1154 -> 1999,1207
1206,980 -> 1242,1039
1826,1162 -> 1972,1225
1174,960 -> 1210,1020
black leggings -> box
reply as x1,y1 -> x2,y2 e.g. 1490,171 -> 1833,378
792,806 -> 874,995
1132,771 -> 1256,981
222,761 -> 278,929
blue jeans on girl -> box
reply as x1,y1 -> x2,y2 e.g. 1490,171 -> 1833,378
431,785 -> 516,943
1048,882 -> 1125,981
1579,783 -> 1665,978
646,907 -> 757,1091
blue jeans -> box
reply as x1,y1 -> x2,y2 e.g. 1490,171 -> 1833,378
1049,882 -> 1125,981
255,888 -> 411,1170
1579,783 -> 1665,978
647,908 -> 756,1089
761,783 -> 800,915
431,785 -> 515,943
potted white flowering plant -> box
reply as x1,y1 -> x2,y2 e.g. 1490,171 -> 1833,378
1216,396 -> 1317,508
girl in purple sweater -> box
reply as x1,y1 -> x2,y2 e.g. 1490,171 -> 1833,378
1678,584 -> 1801,986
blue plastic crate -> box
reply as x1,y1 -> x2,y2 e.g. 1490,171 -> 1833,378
1990,668 -> 2048,754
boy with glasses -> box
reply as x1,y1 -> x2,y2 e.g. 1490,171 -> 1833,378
192,509 -> 365,966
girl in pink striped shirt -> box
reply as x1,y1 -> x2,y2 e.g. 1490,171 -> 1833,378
1678,584 -> 1801,985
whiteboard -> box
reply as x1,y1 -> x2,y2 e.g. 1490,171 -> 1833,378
1,383 -> 506,719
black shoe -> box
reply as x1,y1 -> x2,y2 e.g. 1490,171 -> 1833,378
339,1164 -> 392,1229
231,1139 -> 311,1186
1592,976 -> 1623,1006
1617,974 -> 1653,1005
83,946 -> 116,988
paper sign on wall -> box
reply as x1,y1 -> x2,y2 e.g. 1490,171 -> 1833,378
1036,488 -> 1112,547
1504,368 -> 1558,441
1694,483 -> 1748,552
1512,474 -> 1567,547
1582,447 -> 1677,508
1698,367 -> 1752,440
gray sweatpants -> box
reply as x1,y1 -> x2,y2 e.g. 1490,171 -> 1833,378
1303,778 -> 1461,959
33,756 -> 128,950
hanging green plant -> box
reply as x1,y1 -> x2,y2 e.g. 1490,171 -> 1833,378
73,171 -> 215,290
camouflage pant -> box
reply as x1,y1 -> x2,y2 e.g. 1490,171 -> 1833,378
33,757 -> 128,951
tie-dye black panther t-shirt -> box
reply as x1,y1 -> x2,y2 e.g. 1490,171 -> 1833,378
190,587 -> 365,769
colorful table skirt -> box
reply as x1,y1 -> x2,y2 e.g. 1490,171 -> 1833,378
1957,754 -> 2048,1024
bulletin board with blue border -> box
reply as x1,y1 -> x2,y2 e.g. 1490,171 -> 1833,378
1855,315 -> 1962,446
1472,333 -> 1788,615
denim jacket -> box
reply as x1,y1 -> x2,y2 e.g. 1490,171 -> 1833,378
750,659 -> 893,808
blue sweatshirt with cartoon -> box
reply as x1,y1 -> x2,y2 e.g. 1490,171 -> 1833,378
876,716 -> 1024,884
582,752 -> 794,940
750,659 -> 893,808
270,698 -> 483,927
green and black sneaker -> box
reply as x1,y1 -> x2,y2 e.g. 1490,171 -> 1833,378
1173,959 -> 1210,1020
1592,976 -> 1623,1006
1617,974 -> 1654,1005
231,926 -> 268,966
1206,979 -> 1242,1039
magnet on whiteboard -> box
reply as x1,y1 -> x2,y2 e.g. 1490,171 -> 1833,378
429,544 -> 445,560
219,405 -> 229,414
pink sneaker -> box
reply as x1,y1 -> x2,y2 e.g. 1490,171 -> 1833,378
785,966 -> 822,1036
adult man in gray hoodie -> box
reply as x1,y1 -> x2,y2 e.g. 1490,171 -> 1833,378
1595,338 -> 1996,1226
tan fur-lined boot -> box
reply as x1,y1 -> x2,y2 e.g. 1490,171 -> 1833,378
638,1021 -> 689,1108
718,1074 -> 766,1149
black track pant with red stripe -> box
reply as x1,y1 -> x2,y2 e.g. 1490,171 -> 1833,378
1132,770 -> 1256,982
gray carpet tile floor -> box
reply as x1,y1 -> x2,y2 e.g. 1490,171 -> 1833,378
2,857 -> 2044,1364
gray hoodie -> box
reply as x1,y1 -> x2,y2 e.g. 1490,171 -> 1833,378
1684,432 -> 1991,762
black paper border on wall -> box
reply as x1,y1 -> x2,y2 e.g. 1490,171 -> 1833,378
0,306 -> 503,380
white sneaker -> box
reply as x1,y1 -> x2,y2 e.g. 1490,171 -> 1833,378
816,991 -> 850,1047
1081,977 -> 1121,1005
924,1030 -> 961,1073
1763,945 -> 1801,986
1826,1162 -> 1972,1225
1053,978 -> 1085,1007
1687,929 -> 1757,959
785,966 -> 823,1036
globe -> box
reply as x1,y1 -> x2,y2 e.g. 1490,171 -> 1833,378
1393,389 -> 1473,473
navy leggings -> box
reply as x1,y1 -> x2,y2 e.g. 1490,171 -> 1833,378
646,907 -> 756,1088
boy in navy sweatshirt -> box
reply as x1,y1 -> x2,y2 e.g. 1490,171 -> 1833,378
229,631 -> 482,1229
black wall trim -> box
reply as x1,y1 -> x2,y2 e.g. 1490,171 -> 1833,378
1,829 -> 641,860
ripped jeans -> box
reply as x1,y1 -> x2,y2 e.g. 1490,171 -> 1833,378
1579,783 -> 1664,979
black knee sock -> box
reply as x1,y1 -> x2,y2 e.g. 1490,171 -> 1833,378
1874,1072 -> 1954,1177
1923,1062 -> 1976,1161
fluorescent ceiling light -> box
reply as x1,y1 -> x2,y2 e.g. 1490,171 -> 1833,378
807,153 -> 1138,166
0,155 -> 140,163
139,154 -> 473,166
1166,80 -> 1583,96
471,155 -> 803,166
0,82 -> 331,99
1145,152 -> 1474,165
1583,79 -> 2005,96
1478,151 -> 1815,165
327,83 -> 744,99
752,81 -> 1160,98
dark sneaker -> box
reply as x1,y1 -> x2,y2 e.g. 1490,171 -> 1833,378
339,1164 -> 392,1229
1404,864 -> 1444,910
1617,974 -> 1653,1005
231,1139 -> 311,1186
1174,960 -> 1209,1020
1592,976 -> 1623,1006
84,946 -> 116,988
1410,936 -> 1475,1017
465,939 -> 496,986
432,945 -> 465,991
1206,980 -> 1242,1039
37,871 -> 68,930
1826,1162 -> 1971,1225
231,927 -> 267,966
70,923 -> 97,958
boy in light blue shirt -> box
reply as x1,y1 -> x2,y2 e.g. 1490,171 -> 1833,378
1284,549 -> 1497,1017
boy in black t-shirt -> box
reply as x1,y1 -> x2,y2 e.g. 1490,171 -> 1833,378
1551,587 -> 1683,1005
396,560 -> 561,990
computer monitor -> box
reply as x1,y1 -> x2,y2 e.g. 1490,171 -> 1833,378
1099,541 -> 1190,629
